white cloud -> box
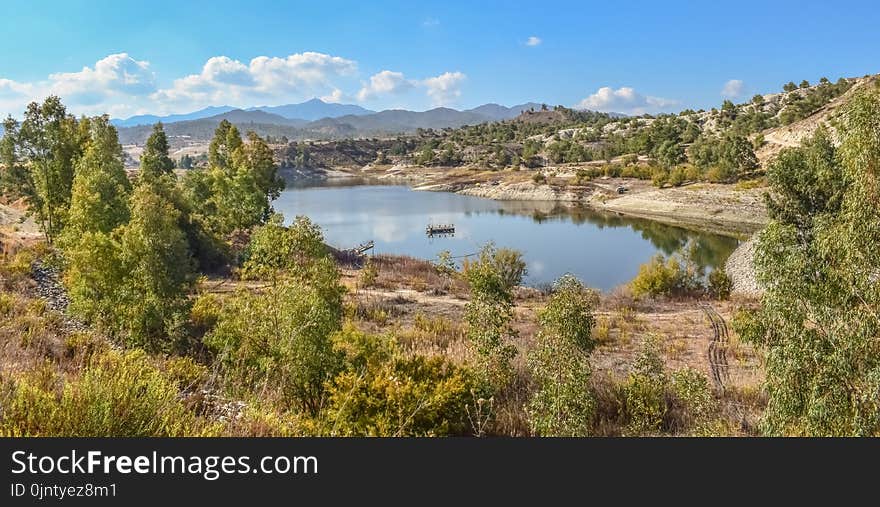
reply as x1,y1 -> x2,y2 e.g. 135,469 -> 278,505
422,17 -> 440,27
721,79 -> 745,99
152,52 -> 358,109
526,36 -> 542,47
321,88 -> 345,103
422,71 -> 466,106
0,53 -> 156,116
576,86 -> 678,115
48,53 -> 156,99
0,51 -> 464,118
357,70 -> 415,101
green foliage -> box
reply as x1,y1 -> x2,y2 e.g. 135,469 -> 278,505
527,275 -> 598,436
62,115 -> 130,243
12,96 -> 86,242
204,268 -> 346,416
139,123 -> 175,182
689,133 -> 758,181
324,326 -> 480,436
531,172 -> 546,184
463,244 -> 522,390
184,124 -> 283,236
359,258 -> 378,287
707,267 -> 732,300
241,214 -> 328,280
623,338 -> 667,434
630,252 -> 703,298
116,184 -> 194,349
66,183 -> 194,350
0,350 -> 210,437
737,87 -> 880,435
764,128 -> 846,233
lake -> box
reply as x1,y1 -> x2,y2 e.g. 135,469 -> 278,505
273,181 -> 740,290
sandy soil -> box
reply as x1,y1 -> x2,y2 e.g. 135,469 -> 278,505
0,200 -> 42,256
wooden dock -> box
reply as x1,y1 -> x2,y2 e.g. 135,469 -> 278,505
426,224 -> 455,236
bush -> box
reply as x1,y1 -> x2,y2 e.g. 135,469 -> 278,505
630,253 -> 704,298
325,327 -> 481,436
360,258 -> 378,287
0,350 -> 212,436
630,255 -> 681,297
203,270 -> 346,415
532,172 -> 547,185
707,267 -> 732,300
623,339 -> 667,435
241,214 -> 327,280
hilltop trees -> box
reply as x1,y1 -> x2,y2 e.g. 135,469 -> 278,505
689,132 -> 758,181
737,87 -> 880,435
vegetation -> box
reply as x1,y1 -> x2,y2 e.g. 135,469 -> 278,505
2,76 -> 878,438
734,86 -> 880,436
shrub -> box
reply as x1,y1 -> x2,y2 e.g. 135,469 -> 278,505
360,258 -> 378,287
0,350 -> 212,436
241,214 -> 327,280
630,253 -> 704,298
532,172 -> 546,185
325,327 -> 480,436
623,338 -> 667,435
203,269 -> 345,415
707,267 -> 732,300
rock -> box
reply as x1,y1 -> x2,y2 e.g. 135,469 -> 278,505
725,237 -> 763,297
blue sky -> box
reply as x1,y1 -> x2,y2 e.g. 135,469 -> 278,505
1,0 -> 878,118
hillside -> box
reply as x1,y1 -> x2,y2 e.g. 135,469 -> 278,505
246,98 -> 374,120
116,101 -> 548,145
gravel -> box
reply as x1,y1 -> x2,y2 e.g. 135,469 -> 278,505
30,261 -> 87,331
724,237 -> 763,297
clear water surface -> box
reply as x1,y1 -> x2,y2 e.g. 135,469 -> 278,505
273,180 -> 739,290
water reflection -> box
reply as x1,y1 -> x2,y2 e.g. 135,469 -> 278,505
274,181 -> 739,290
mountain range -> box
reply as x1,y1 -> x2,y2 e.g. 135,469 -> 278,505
113,99 -> 545,144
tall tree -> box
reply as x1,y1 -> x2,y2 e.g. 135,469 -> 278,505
139,122 -> 174,182
117,183 -> 195,350
15,96 -> 84,242
64,116 -> 131,242
208,120 -> 243,172
737,88 -> 880,435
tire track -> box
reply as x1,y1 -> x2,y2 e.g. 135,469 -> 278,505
700,304 -> 730,391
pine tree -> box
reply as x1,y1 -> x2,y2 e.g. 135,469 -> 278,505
139,123 -> 174,182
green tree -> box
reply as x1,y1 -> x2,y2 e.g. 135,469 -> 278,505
191,127 -> 282,236
463,244 -> 523,389
15,96 -> 85,242
116,184 -> 195,349
527,275 -> 598,436
736,88 -> 880,435
208,119 -> 243,171
139,123 -> 175,182
0,117 -> 31,198
241,214 -> 328,280
764,127 -> 845,233
179,154 -> 194,169
63,116 -> 131,242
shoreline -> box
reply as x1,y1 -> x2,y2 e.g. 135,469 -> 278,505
284,165 -> 767,238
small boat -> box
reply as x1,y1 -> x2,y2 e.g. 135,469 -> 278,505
426,224 -> 455,236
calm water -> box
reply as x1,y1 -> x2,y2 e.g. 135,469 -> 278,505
273,181 -> 739,290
